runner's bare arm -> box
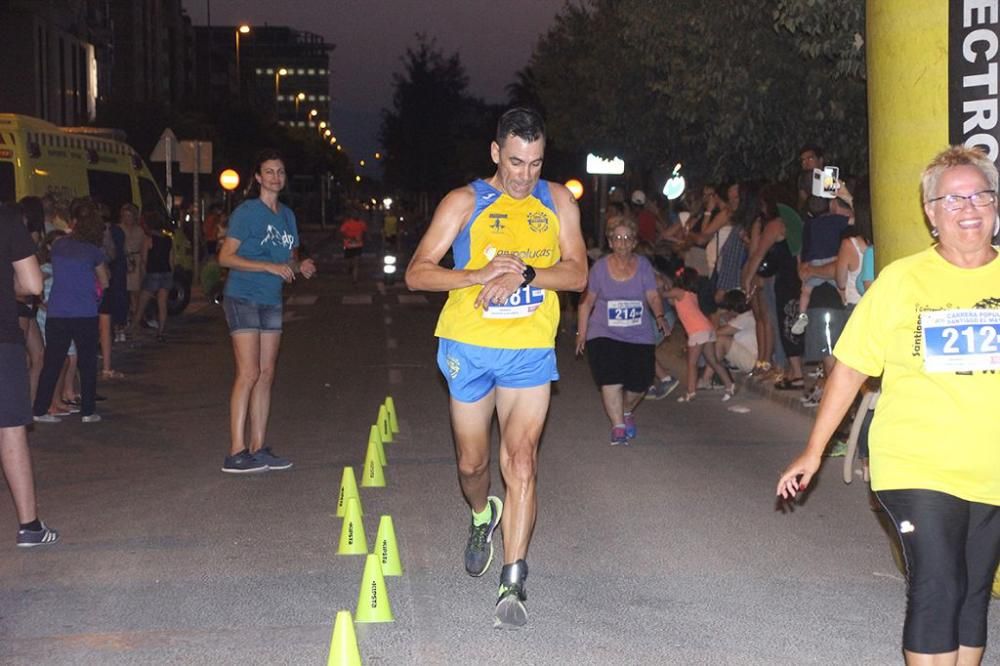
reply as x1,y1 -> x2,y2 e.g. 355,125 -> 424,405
531,183 -> 587,292
405,186 -> 525,292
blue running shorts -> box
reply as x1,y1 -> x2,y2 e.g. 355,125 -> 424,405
437,338 -> 559,403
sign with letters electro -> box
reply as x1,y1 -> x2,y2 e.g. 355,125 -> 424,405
950,2 -> 1000,161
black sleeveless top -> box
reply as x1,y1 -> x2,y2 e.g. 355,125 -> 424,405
147,234 -> 172,273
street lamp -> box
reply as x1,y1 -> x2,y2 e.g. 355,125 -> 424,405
324,129 -> 332,138
359,159 -> 366,167
235,24 -> 250,96
274,67 -> 287,120
219,168 -> 240,213
295,92 -> 306,120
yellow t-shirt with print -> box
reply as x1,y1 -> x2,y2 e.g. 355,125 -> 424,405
833,246 -> 1000,504
435,179 -> 561,349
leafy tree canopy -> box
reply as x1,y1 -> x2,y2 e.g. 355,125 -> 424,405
380,35 -> 497,201
523,0 -> 867,186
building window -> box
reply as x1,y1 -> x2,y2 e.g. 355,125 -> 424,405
266,68 -> 274,75
297,68 -> 305,75
307,69 -> 315,75
256,68 -> 262,74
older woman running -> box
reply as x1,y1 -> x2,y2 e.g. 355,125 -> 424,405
778,145 -> 1000,665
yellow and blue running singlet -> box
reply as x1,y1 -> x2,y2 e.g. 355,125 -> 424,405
435,179 -> 561,349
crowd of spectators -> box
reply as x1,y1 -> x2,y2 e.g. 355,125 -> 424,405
9,195 -> 175,425
579,144 -> 873,419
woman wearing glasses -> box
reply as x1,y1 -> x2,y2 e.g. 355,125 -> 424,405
778,146 -> 1000,664
576,217 -> 666,446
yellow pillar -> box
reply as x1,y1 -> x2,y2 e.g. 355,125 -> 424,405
867,2 -> 948,269
868,2 -> 1000,268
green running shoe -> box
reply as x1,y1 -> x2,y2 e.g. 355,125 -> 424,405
464,495 -> 503,577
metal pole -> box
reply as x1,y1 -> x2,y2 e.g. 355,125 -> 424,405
320,172 -> 327,229
165,136 -> 174,216
193,142 -> 201,287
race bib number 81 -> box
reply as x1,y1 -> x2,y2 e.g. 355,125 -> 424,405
921,309 -> 1000,373
483,286 -> 545,319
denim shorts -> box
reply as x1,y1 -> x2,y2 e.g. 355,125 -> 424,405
437,338 -> 558,403
223,296 -> 283,334
142,271 -> 174,293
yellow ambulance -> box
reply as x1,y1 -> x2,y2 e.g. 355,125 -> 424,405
0,113 -> 169,218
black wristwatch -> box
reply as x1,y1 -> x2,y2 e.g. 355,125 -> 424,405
520,265 -> 536,289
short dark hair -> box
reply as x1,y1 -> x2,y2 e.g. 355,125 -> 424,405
799,144 -> 824,159
496,107 -> 545,145
721,289 -> 749,313
807,195 -> 830,217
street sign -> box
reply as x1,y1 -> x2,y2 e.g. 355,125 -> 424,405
179,140 -> 213,174
150,128 -> 179,162
586,153 -> 625,175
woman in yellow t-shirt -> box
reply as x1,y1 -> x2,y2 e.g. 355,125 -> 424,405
777,146 -> 1000,664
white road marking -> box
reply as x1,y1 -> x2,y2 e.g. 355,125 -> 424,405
397,294 -> 428,305
387,338 -> 398,349
286,295 -> 319,305
342,295 -> 373,305
388,369 -> 403,384
384,316 -> 392,325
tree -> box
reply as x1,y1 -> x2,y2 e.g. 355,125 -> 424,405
524,0 -> 869,185
380,35 -> 494,205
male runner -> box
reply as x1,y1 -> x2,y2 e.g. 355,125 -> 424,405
405,108 -> 586,628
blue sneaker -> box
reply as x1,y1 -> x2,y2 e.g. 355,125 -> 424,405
610,425 -> 629,447
17,521 -> 59,548
222,449 -> 268,474
465,496 -> 503,577
623,412 -> 636,440
252,447 -> 293,471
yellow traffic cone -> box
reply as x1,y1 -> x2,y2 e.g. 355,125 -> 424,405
360,441 -> 385,488
355,553 -> 394,623
374,515 -> 403,576
378,405 -> 393,443
368,425 -> 386,466
327,610 -> 362,666
384,396 -> 400,435
337,497 -> 367,555
337,467 -> 362,518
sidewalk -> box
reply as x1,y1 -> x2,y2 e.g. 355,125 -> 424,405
653,326 -> 822,417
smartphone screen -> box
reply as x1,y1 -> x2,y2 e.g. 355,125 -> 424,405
812,167 -> 840,199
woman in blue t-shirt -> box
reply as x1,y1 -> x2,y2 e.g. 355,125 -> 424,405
32,199 -> 109,422
218,150 -> 317,474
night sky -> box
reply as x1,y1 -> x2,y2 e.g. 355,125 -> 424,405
184,0 -> 568,176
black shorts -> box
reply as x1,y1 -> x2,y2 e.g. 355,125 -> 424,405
877,489 -> 1000,653
585,337 -> 655,393
344,247 -> 363,259
0,342 -> 32,427
17,301 -> 36,319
